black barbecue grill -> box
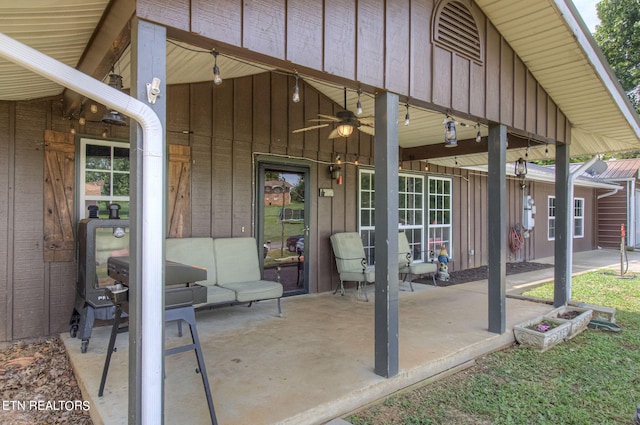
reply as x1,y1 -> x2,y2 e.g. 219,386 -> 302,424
99,256 -> 217,425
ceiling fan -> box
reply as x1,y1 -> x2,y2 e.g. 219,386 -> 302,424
292,88 -> 375,139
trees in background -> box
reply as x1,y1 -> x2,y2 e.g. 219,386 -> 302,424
593,0 -> 640,111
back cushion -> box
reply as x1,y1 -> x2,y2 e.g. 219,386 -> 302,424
213,237 -> 261,284
330,232 -> 367,272
166,238 -> 216,285
398,232 -> 412,265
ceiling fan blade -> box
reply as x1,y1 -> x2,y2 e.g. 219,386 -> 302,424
317,114 -> 341,122
308,118 -> 337,122
358,117 -> 375,125
292,124 -> 329,133
358,125 -> 375,136
327,128 -> 340,139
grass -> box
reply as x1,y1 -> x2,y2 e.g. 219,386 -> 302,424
349,270 -> 640,424
262,203 -> 305,265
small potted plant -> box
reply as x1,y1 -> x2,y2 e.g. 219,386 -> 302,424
513,315 -> 571,352
548,306 -> 593,339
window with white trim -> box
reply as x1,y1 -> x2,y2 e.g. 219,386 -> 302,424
574,198 -> 584,238
358,170 -> 426,264
427,177 -> 452,261
548,196 -> 556,241
79,138 -> 130,219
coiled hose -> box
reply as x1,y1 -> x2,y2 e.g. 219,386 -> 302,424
509,224 -> 524,253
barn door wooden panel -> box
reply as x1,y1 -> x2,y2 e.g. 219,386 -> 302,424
168,144 -> 191,238
43,130 -> 75,262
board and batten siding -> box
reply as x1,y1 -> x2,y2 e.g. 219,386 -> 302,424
138,0 -> 569,145
597,185 -> 629,248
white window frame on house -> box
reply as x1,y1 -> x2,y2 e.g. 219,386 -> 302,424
427,176 -> 453,261
548,195 -> 584,240
358,169 -> 427,264
79,138 -> 130,220
574,197 -> 584,238
548,196 -> 556,241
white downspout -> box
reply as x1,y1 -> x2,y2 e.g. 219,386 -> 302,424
566,156 -> 599,301
0,34 -> 164,425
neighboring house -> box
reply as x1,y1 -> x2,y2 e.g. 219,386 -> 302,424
595,158 -> 640,248
0,0 -> 639,353
264,180 -> 291,206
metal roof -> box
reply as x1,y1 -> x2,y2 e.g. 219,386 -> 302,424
596,158 -> 640,180
0,0 -> 639,167
465,162 -> 622,190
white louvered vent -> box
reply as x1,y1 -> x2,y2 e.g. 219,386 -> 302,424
434,1 -> 482,64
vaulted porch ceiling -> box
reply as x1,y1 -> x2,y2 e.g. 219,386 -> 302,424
1,0 -> 639,168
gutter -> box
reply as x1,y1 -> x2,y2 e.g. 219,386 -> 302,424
0,33 -> 164,424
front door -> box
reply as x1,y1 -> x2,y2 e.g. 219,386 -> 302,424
257,163 -> 309,295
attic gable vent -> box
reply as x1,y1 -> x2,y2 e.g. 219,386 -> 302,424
433,1 -> 483,64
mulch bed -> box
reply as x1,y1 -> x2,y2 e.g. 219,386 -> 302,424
416,262 -> 553,287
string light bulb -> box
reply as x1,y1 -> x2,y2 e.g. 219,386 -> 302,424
79,117 -> 86,126
424,163 -> 429,171
545,143 -> 549,157
212,51 -> 222,85
354,156 -> 359,166
454,157 -> 459,166
404,104 -> 410,126
90,104 -> 98,114
70,125 -> 76,135
356,90 -> 363,116
476,124 -> 482,143
292,74 -> 300,103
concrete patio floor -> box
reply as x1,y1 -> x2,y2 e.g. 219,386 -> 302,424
61,248 -> 639,425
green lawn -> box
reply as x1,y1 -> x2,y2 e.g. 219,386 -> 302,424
263,203 -> 305,265
349,270 -> 640,424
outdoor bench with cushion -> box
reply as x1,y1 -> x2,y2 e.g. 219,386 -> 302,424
165,236 -> 283,316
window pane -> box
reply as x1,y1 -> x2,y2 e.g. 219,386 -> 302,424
113,147 -> 130,171
86,171 -> 110,196
85,145 -> 111,170
361,210 -> 370,227
362,192 -> 370,208
362,173 -> 370,190
113,173 -> 129,196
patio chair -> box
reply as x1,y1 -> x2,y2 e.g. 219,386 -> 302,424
398,232 -> 437,290
330,232 -> 375,301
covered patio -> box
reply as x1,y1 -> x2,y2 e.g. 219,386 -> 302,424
2,0 -> 640,424
60,248 -> 634,425
64,281 -> 551,425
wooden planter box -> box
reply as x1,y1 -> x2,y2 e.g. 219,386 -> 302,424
549,306 -> 593,339
513,316 -> 571,352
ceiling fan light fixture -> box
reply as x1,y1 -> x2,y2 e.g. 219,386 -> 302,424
336,123 -> 354,138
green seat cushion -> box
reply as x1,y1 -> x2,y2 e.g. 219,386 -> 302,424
219,280 -> 283,302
